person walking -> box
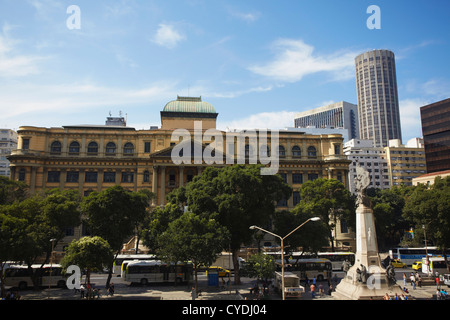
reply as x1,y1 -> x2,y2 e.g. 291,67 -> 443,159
310,283 -> 316,299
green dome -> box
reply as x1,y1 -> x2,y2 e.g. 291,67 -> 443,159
163,96 -> 216,113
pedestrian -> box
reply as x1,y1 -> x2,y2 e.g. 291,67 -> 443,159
109,282 -> 115,296
310,283 -> 316,298
436,274 -> 440,290
403,273 -> 407,286
80,284 -> 85,299
410,273 -> 416,289
319,283 -> 324,297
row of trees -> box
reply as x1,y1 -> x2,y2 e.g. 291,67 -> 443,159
1,168 -> 449,297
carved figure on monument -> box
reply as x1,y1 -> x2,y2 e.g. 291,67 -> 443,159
354,165 -> 371,207
386,262 -> 397,285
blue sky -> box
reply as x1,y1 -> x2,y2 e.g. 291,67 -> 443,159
1,0 -> 449,143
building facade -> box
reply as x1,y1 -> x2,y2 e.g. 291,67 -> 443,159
344,139 -> 390,193
294,101 -> 359,141
8,96 -> 354,250
355,50 -> 402,147
384,139 -> 426,187
0,129 -> 18,178
420,98 -> 450,173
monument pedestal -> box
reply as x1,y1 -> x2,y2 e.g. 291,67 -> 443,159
333,203 -> 404,300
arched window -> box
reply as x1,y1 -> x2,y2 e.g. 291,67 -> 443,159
87,141 -> 98,154
260,144 -> 270,157
69,141 -> 80,154
307,146 -> 317,157
50,141 -> 62,154
123,142 -> 134,155
106,142 -> 116,155
278,145 -> 286,157
292,146 -> 301,157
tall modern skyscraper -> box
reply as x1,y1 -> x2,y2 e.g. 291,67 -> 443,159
355,49 -> 402,147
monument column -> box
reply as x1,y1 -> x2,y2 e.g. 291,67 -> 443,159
333,166 -> 405,300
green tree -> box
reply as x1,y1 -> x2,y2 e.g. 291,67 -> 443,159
367,187 -> 409,250
244,253 -> 276,284
157,212 -> 230,293
0,176 -> 28,205
0,189 -> 81,289
403,176 -> 450,271
140,203 -> 184,253
81,186 -> 150,287
170,164 -> 292,284
61,236 -> 113,297
298,178 -> 355,251
273,209 -> 329,257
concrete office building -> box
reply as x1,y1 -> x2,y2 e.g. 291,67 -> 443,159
420,98 -> 450,173
355,50 -> 402,147
344,138 -> 390,193
294,101 -> 359,141
0,129 -> 18,177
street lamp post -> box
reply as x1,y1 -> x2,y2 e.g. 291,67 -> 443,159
48,238 -> 56,299
250,217 -> 320,300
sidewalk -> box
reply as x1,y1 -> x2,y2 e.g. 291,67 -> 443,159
12,277 -> 442,301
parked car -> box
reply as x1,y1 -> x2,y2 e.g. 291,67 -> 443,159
412,261 -> 422,271
206,266 -> 231,277
391,259 -> 407,268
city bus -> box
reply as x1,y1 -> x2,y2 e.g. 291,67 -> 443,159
124,260 -> 193,285
317,252 -> 355,271
389,247 -> 450,266
421,257 -> 450,276
2,264 -> 67,290
112,254 -> 157,275
276,258 -> 332,282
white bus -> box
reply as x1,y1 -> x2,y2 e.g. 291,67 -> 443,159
389,247 -> 450,266
277,258 -> 332,282
124,260 -> 193,285
317,252 -> 355,271
421,257 -> 450,276
2,264 -> 66,290
112,254 -> 157,275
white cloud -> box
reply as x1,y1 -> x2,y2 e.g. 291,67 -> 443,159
152,24 -> 185,49
249,39 -> 358,82
0,23 -> 47,77
218,111 -> 296,131
398,98 -> 428,141
229,9 -> 261,23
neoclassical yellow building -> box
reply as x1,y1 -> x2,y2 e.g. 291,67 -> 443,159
8,96 -> 354,249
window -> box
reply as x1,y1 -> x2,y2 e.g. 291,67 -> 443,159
292,173 -> 303,184
18,168 -> 26,181
47,171 -> 60,183
66,171 -> 79,183
340,219 -> 349,234
334,144 -> 340,155
87,142 -> 98,154
121,172 -> 134,183
277,196 -> 288,207
22,138 -> 30,150
169,170 -> 176,187
308,173 -> 319,181
50,141 -> 62,154
279,173 -> 287,183
85,172 -> 98,183
123,142 -> 134,155
144,142 -> 151,153
69,141 -> 80,154
260,145 -> 270,157
292,146 -> 301,157
143,170 -> 150,183
293,191 -> 301,206
187,170 -> 194,183
106,142 -> 116,155
103,172 -> 116,183
278,145 -> 286,157
307,146 -> 317,157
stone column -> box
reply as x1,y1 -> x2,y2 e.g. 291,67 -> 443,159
152,165 -> 158,206
159,166 -> 166,205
